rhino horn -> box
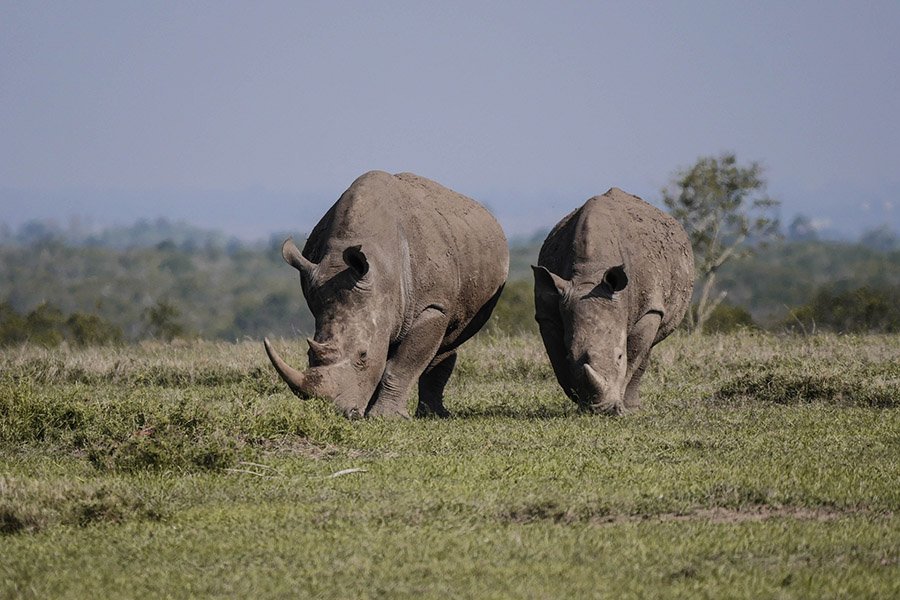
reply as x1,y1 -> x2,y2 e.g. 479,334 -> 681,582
583,364 -> 621,415
583,363 -> 607,392
264,337 -> 316,398
281,237 -> 317,276
306,337 -> 331,362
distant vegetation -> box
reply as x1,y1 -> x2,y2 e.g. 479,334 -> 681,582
1,217 -> 898,345
784,285 -> 900,334
0,221 -> 312,343
714,240 -> 900,325
661,152 -> 780,333
0,301 -> 123,347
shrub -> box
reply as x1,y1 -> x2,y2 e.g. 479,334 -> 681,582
65,312 -> 124,346
24,302 -> 65,347
487,279 -> 537,335
141,300 -> 187,341
681,301 -> 757,333
0,302 -> 124,347
785,285 -> 900,333
702,302 -> 758,333
0,302 -> 27,346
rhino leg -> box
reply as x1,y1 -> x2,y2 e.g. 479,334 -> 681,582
366,307 -> 449,419
623,353 -> 650,409
623,312 -> 662,410
415,351 -> 456,418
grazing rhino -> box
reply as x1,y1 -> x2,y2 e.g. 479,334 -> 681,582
265,170 -> 509,419
532,188 -> 693,414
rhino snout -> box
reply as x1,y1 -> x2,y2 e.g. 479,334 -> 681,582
581,363 -> 624,415
264,338 -> 374,415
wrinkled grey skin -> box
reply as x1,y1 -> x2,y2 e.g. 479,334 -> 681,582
533,188 -> 693,414
265,171 -> 509,419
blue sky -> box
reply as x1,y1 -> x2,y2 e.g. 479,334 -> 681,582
2,1 -> 898,238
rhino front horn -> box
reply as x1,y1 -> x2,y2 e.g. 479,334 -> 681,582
264,337 -> 315,399
583,364 -> 621,415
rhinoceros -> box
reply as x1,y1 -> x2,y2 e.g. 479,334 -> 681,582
532,188 -> 693,414
265,170 -> 509,418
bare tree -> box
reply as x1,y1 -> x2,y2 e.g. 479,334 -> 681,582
662,153 -> 780,333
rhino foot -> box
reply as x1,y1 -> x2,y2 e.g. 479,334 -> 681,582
414,401 -> 451,419
365,403 -> 411,419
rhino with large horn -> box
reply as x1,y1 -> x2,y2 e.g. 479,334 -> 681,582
533,188 -> 693,414
265,171 -> 509,419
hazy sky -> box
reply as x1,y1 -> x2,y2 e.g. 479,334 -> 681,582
2,1 -> 899,238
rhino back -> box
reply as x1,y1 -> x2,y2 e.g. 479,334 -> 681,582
303,171 -> 403,258
304,171 -> 508,342
393,173 -> 509,342
538,188 -> 693,341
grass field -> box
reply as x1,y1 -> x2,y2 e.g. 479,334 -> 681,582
1,332 -> 898,598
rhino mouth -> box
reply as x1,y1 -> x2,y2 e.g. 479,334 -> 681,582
264,338 -> 370,417
588,399 -> 624,416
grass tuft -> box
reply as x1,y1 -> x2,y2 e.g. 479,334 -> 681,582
0,477 -> 168,535
0,372 -> 353,472
715,367 -> 899,408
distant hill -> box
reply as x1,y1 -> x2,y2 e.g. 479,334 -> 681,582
2,218 -> 898,339
717,239 -> 900,323
1,217 -> 248,251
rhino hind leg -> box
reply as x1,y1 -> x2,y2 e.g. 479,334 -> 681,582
366,307 -> 449,419
623,312 -> 662,410
452,284 -> 505,347
416,351 -> 456,418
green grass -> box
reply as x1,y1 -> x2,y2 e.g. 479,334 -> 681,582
1,332 -> 898,598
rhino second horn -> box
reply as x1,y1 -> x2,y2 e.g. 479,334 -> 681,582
264,337 -> 315,399
307,337 -> 329,359
281,237 -> 317,275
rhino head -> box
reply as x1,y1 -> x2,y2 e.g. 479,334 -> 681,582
264,238 -> 397,418
532,263 -> 630,414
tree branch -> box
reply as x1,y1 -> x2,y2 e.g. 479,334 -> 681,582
711,233 -> 747,271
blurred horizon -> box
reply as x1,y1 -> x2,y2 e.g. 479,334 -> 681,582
2,201 -> 897,253
3,178 -> 898,243
2,211 -> 898,344
3,2 -> 899,241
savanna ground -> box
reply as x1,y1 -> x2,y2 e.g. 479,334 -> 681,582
1,332 -> 898,598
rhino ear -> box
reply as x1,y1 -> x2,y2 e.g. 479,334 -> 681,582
532,265 -> 569,299
601,264 -> 628,293
282,237 -> 316,275
343,245 -> 369,278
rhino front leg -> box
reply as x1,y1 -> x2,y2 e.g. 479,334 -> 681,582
415,351 -> 456,418
623,312 -> 662,410
623,353 -> 650,409
366,307 -> 448,418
